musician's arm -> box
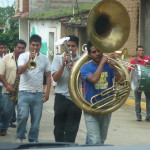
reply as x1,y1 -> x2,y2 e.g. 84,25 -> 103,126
145,59 -> 150,65
43,71 -> 51,102
18,52 -> 36,75
87,56 -> 108,84
0,59 -> 14,92
18,61 -> 29,75
52,64 -> 65,82
87,63 -> 104,84
45,72 -> 51,94
0,74 -> 13,92
51,55 -> 68,82
17,53 -> 30,75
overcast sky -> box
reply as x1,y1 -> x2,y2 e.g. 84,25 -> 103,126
0,0 -> 15,7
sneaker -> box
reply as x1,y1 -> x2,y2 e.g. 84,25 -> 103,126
0,130 -> 7,136
16,138 -> 24,143
136,115 -> 142,121
145,118 -> 150,122
29,139 -> 38,143
137,118 -> 142,121
9,122 -> 17,128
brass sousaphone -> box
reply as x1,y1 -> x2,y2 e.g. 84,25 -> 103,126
69,0 -> 131,115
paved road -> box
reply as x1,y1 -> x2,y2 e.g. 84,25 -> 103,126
0,88 -> 150,145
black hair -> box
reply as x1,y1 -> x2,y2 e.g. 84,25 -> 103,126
0,40 -> 8,46
136,45 -> 144,51
29,34 -> 42,44
14,39 -> 27,48
67,35 -> 79,46
86,40 -> 93,53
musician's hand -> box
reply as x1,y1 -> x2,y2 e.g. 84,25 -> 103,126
145,60 -> 150,65
101,55 -> 108,64
108,59 -> 117,67
6,84 -> 14,93
107,53 -> 116,59
29,51 -> 36,60
43,92 -> 49,103
104,53 -> 116,68
62,54 -> 71,64
67,62 -> 74,69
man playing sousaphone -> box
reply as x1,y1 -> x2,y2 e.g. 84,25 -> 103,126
80,41 -> 121,145
0,40 -> 26,136
128,45 -> 150,122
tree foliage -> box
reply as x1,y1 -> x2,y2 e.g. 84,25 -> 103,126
0,6 -> 19,52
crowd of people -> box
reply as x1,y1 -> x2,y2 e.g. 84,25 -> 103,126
0,34 -> 150,144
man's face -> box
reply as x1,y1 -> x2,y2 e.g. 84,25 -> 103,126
29,41 -> 41,53
66,41 -> 78,55
136,48 -> 144,57
14,43 -> 26,57
0,45 -> 8,56
88,46 -> 103,63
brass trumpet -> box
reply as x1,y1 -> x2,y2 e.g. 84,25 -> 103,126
55,37 -> 74,71
28,50 -> 37,69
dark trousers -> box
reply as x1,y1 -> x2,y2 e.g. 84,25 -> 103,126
134,90 -> 150,119
10,108 -> 16,123
54,94 -> 82,142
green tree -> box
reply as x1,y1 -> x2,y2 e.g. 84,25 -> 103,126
0,6 -> 19,52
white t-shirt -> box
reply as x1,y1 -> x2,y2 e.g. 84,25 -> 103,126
18,52 -> 51,92
51,53 -> 80,99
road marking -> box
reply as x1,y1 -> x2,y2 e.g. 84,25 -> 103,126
126,99 -> 146,110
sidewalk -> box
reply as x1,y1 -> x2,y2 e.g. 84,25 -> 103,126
126,90 -> 146,110
0,88 -> 147,144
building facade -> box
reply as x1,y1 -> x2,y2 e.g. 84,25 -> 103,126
13,0 -> 150,59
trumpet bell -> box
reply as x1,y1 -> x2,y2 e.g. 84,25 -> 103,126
28,61 -> 37,69
87,0 -> 130,53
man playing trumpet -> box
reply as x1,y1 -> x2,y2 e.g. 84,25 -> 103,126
16,34 -> 51,143
51,35 -> 82,143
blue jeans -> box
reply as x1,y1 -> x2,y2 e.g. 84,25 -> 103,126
134,90 -> 150,119
0,86 -> 2,98
0,93 -> 16,131
16,91 -> 43,142
84,112 -> 111,145
0,86 -> 2,120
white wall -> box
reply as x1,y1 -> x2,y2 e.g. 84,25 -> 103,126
29,20 -> 61,56
19,19 -> 29,51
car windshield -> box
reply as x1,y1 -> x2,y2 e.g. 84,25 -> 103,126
1,0 -> 150,150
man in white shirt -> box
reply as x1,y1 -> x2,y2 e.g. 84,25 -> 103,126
16,34 -> 51,143
51,35 -> 82,142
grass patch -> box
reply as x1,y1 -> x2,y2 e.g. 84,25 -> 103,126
26,0 -> 99,19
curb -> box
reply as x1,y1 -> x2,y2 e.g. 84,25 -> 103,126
125,98 -> 146,111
